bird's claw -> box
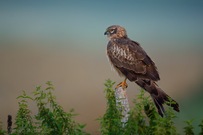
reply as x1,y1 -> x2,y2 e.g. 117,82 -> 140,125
116,81 -> 128,89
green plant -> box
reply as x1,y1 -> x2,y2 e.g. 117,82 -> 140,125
13,91 -> 36,135
0,118 -> 6,135
98,79 -> 123,135
10,81 -> 88,135
1,79 -> 203,134
99,79 -> 179,135
124,90 -> 151,135
33,81 -> 88,135
184,120 -> 194,135
199,120 -> 203,135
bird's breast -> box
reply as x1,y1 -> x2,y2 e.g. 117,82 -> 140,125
108,43 -> 134,62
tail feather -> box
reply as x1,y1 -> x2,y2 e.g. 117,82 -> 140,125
153,97 -> 165,117
135,79 -> 179,116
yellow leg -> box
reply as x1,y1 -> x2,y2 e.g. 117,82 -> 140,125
116,78 -> 128,89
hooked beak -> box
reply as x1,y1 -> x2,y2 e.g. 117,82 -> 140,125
104,30 -> 109,35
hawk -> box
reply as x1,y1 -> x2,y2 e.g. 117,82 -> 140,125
104,25 -> 179,116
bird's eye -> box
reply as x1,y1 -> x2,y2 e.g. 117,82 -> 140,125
110,29 -> 115,34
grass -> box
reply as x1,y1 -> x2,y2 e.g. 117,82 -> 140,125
0,79 -> 203,134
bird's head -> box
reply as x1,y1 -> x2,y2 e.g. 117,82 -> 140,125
104,25 -> 127,39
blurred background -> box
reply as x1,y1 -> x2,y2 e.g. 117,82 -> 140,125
0,0 -> 203,134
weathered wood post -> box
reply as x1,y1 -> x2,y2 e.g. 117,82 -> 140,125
115,86 -> 130,126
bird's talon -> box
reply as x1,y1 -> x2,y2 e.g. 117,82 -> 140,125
116,81 -> 128,89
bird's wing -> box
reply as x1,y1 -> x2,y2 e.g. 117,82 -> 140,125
107,39 -> 160,81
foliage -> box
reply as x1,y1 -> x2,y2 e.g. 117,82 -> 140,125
0,118 -> 6,135
1,79 -> 203,134
98,79 -> 123,135
5,81 -> 88,135
99,79 -> 202,135
199,120 -> 203,135
13,91 -> 36,135
33,81 -> 87,135
184,120 -> 195,135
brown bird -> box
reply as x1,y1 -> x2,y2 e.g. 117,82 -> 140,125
104,25 -> 179,116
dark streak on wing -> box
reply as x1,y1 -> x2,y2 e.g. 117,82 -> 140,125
107,38 -> 160,82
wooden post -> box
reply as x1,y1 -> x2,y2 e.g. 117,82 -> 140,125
7,115 -> 12,134
115,86 -> 130,126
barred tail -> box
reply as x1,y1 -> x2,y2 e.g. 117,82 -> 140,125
135,79 -> 179,117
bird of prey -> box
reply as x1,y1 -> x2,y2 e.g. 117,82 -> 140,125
104,25 -> 179,116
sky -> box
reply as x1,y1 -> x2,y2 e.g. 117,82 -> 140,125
0,0 -> 203,134
1,0 -> 203,49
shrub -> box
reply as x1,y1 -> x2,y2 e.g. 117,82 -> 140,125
0,79 -> 203,134
10,81 -> 88,135
99,79 -> 201,135
0,118 -> 6,135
